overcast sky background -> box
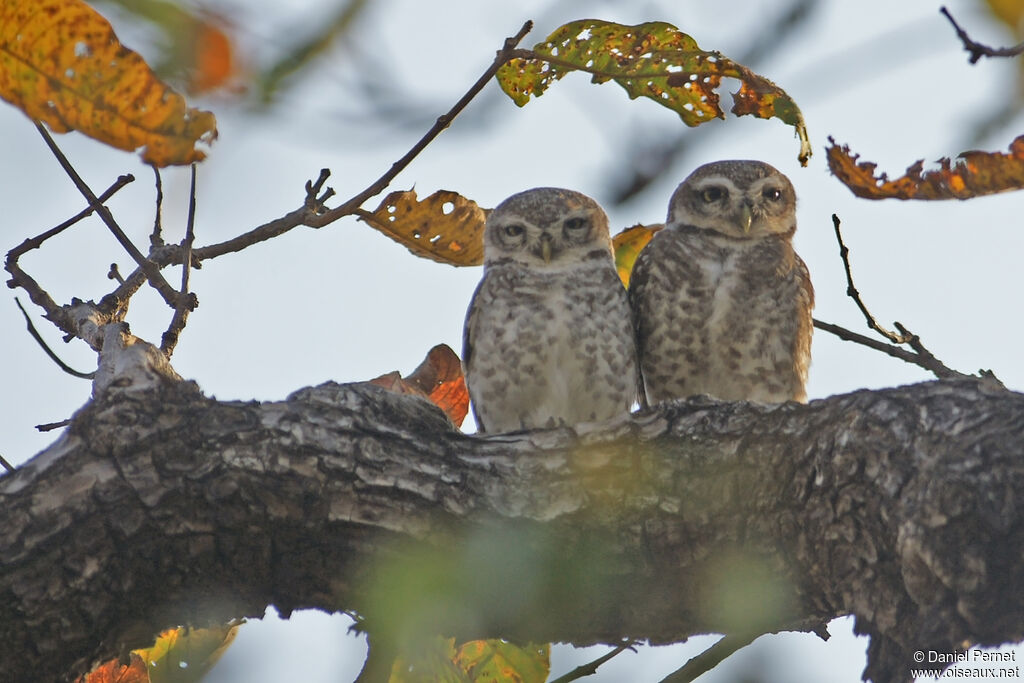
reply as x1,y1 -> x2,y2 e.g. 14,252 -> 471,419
2,0 -> 1022,680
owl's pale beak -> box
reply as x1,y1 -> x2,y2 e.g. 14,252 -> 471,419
539,233 -> 554,262
740,203 -> 754,234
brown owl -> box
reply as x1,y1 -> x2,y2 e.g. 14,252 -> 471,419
463,188 -> 638,433
629,160 -> 813,404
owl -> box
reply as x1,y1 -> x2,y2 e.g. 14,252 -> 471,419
463,187 -> 638,433
629,160 -> 814,404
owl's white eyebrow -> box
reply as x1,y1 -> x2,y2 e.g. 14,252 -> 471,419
692,177 -> 740,193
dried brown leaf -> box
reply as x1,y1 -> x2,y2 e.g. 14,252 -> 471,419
827,135 -> 1024,200
361,190 -> 488,266
369,344 -> 469,428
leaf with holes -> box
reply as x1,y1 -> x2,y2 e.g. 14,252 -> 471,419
361,189 -> 488,266
369,344 -> 470,428
497,20 -> 810,165
0,0 -> 217,165
612,223 -> 663,287
827,135 -> 1024,200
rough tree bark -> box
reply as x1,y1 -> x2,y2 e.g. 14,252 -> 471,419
1,346 -> 1022,682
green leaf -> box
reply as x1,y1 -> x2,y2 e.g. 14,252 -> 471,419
496,20 -> 811,165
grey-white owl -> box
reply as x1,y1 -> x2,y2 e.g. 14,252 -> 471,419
463,188 -> 638,433
629,160 -> 814,404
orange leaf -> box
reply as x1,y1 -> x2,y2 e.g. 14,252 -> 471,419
78,653 -> 149,683
612,223 -> 663,287
369,344 -> 469,427
189,19 -> 235,94
0,0 -> 217,166
361,189 -> 488,266
827,135 -> 1024,200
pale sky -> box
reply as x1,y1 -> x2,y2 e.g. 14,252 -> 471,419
1,0 -> 1022,681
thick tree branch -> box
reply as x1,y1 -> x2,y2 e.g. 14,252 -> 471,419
0,359 -> 1021,683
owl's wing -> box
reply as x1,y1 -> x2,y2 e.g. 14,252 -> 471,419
627,248 -> 653,410
462,278 -> 488,433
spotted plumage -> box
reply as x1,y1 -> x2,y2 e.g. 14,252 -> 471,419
463,187 -> 638,433
629,160 -> 814,404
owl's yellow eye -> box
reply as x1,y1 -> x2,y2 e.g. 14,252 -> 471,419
502,224 -> 525,238
700,187 -> 725,203
762,187 -> 783,201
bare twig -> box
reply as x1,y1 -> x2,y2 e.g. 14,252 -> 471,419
658,633 -> 758,683
107,264 -> 125,285
830,214 -> 910,344
307,20 -> 534,227
150,165 -> 165,248
161,164 -> 200,356
13,298 -> 95,380
6,175 -> 134,261
940,6 -> 1024,64
819,214 -> 986,381
0,453 -> 14,474
34,123 -> 188,311
549,642 -> 636,683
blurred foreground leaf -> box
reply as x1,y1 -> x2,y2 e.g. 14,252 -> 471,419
136,625 -> 239,683
369,344 -> 470,427
0,0 -> 217,165
612,223 -> 663,287
79,625 -> 238,683
79,654 -> 148,683
827,135 -> 1024,199
497,20 -> 811,165
93,0 -> 238,95
361,189 -> 489,266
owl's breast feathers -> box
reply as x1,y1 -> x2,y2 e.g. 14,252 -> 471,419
630,226 -> 813,403
464,259 -> 638,432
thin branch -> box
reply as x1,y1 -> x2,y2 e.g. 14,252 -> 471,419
814,318 -> 941,370
549,643 -> 636,683
6,175 -> 135,261
161,164 -> 200,356
100,21 -> 534,269
821,214 -> 987,382
940,6 -> 1024,64
0,453 -> 14,474
13,298 -> 95,379
34,123 -> 187,311
658,633 -> 759,683
830,214 -> 910,344
150,165 -> 165,248
307,20 -> 535,227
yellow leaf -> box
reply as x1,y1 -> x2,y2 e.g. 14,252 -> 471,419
455,640 -> 549,683
827,135 -> 1024,200
985,0 -> 1024,33
612,223 -> 662,287
0,0 -> 217,166
361,189 -> 488,266
497,20 -> 810,165
134,625 -> 239,683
